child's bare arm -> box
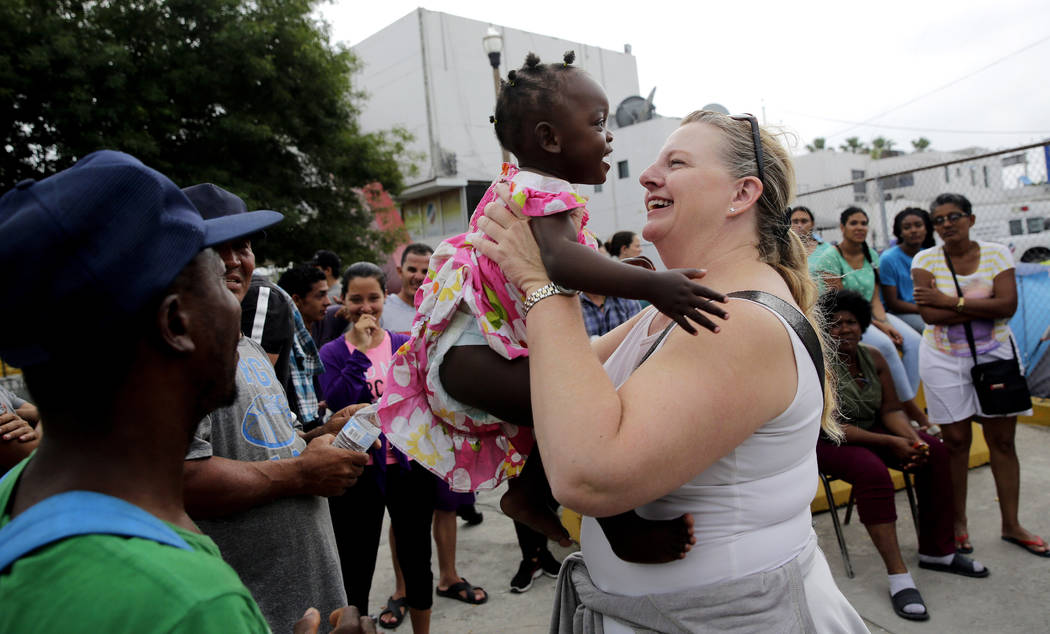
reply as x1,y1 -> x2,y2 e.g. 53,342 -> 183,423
530,213 -> 727,334
439,346 -> 533,426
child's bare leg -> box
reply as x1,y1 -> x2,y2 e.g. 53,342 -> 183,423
500,452 -> 571,547
597,512 -> 695,564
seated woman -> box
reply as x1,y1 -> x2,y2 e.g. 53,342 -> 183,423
787,205 -> 829,257
880,208 -> 935,334
810,206 -> 925,424
817,289 -> 987,622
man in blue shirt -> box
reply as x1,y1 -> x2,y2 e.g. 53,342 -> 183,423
580,291 -> 642,338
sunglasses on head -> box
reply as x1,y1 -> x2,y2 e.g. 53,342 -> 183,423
932,212 -> 969,226
728,113 -> 766,190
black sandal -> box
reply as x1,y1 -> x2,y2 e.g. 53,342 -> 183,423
378,596 -> 407,630
435,577 -> 488,605
918,553 -> 990,578
890,587 -> 929,621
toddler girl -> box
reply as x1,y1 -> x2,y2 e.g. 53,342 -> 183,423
375,52 -> 725,562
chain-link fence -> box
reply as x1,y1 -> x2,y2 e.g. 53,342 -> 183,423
795,141 -> 1050,385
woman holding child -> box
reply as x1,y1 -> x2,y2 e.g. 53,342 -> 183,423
476,110 -> 865,631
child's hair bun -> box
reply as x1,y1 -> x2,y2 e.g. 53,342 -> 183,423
507,69 -> 518,85
524,52 -> 541,68
563,50 -> 576,65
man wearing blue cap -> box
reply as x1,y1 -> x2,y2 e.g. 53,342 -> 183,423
0,151 -> 278,631
180,183 -> 364,634
0,152 -> 373,633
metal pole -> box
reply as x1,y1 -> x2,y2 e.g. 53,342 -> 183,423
489,58 -> 510,165
875,178 -> 889,250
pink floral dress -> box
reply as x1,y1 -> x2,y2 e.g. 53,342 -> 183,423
376,164 -> 597,491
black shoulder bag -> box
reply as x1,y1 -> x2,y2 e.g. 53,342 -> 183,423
943,248 -> 1031,415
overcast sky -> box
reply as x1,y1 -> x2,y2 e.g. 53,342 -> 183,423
317,0 -> 1050,155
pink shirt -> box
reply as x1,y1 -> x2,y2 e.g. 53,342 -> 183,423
345,331 -> 397,463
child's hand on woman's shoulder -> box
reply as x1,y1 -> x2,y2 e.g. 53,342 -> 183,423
648,269 -> 728,335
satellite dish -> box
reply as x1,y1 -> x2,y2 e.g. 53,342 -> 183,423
615,90 -> 656,128
702,103 -> 729,115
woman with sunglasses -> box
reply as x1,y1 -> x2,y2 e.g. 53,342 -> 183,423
472,111 -> 865,632
810,207 -> 926,423
912,193 -> 1045,557
817,289 -> 987,622
880,208 -> 936,335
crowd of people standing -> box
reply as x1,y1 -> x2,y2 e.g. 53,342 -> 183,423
1,50 -> 1046,634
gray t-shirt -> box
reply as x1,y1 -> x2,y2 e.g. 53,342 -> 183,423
327,280 -> 342,303
187,337 -> 345,633
383,294 -> 416,334
0,387 -> 25,416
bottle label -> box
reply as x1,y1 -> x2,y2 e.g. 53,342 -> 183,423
332,416 -> 381,452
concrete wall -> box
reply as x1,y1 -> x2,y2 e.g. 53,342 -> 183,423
354,9 -> 641,189
793,149 -> 1008,248
354,12 -> 431,178
582,116 -> 682,250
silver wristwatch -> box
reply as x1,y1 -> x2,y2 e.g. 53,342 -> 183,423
523,282 -> 576,316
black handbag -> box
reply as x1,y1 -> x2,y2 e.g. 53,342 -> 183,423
943,249 -> 1032,415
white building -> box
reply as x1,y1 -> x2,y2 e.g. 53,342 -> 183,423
352,9 -> 668,248
789,149 -> 1020,247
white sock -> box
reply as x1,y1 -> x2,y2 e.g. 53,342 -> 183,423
888,572 -> 925,615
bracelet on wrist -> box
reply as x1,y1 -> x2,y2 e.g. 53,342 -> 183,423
523,282 -> 576,316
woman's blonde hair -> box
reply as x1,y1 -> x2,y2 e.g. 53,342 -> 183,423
680,110 -> 841,439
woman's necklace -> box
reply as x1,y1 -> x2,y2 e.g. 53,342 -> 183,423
846,356 -> 869,387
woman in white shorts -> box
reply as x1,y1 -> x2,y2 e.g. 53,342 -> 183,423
912,192 -> 1046,558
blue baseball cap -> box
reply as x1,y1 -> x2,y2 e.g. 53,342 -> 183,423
0,150 -> 284,367
181,182 -> 283,230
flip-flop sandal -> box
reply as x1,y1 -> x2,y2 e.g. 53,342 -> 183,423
435,577 -> 489,605
954,533 -> 973,554
1001,535 -> 1050,558
377,596 -> 407,630
918,553 -> 990,578
890,587 -> 929,621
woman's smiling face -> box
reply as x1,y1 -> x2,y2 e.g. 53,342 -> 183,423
639,122 -> 735,247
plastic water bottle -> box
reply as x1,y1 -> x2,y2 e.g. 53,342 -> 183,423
332,405 -> 381,452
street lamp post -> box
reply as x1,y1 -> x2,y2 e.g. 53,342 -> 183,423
482,26 -> 510,164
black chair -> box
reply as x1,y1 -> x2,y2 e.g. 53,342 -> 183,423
818,472 -> 854,578
818,470 -> 919,579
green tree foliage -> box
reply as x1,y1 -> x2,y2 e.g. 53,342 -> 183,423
911,137 -> 931,152
869,136 -> 895,159
838,137 -> 869,154
805,137 -> 828,152
0,0 -> 410,265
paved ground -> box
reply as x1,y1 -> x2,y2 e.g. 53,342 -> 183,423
367,422 -> 1050,633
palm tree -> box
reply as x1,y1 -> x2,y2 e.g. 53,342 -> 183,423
805,137 -> 828,152
870,136 -> 895,159
839,137 -> 868,154
911,137 -> 931,152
